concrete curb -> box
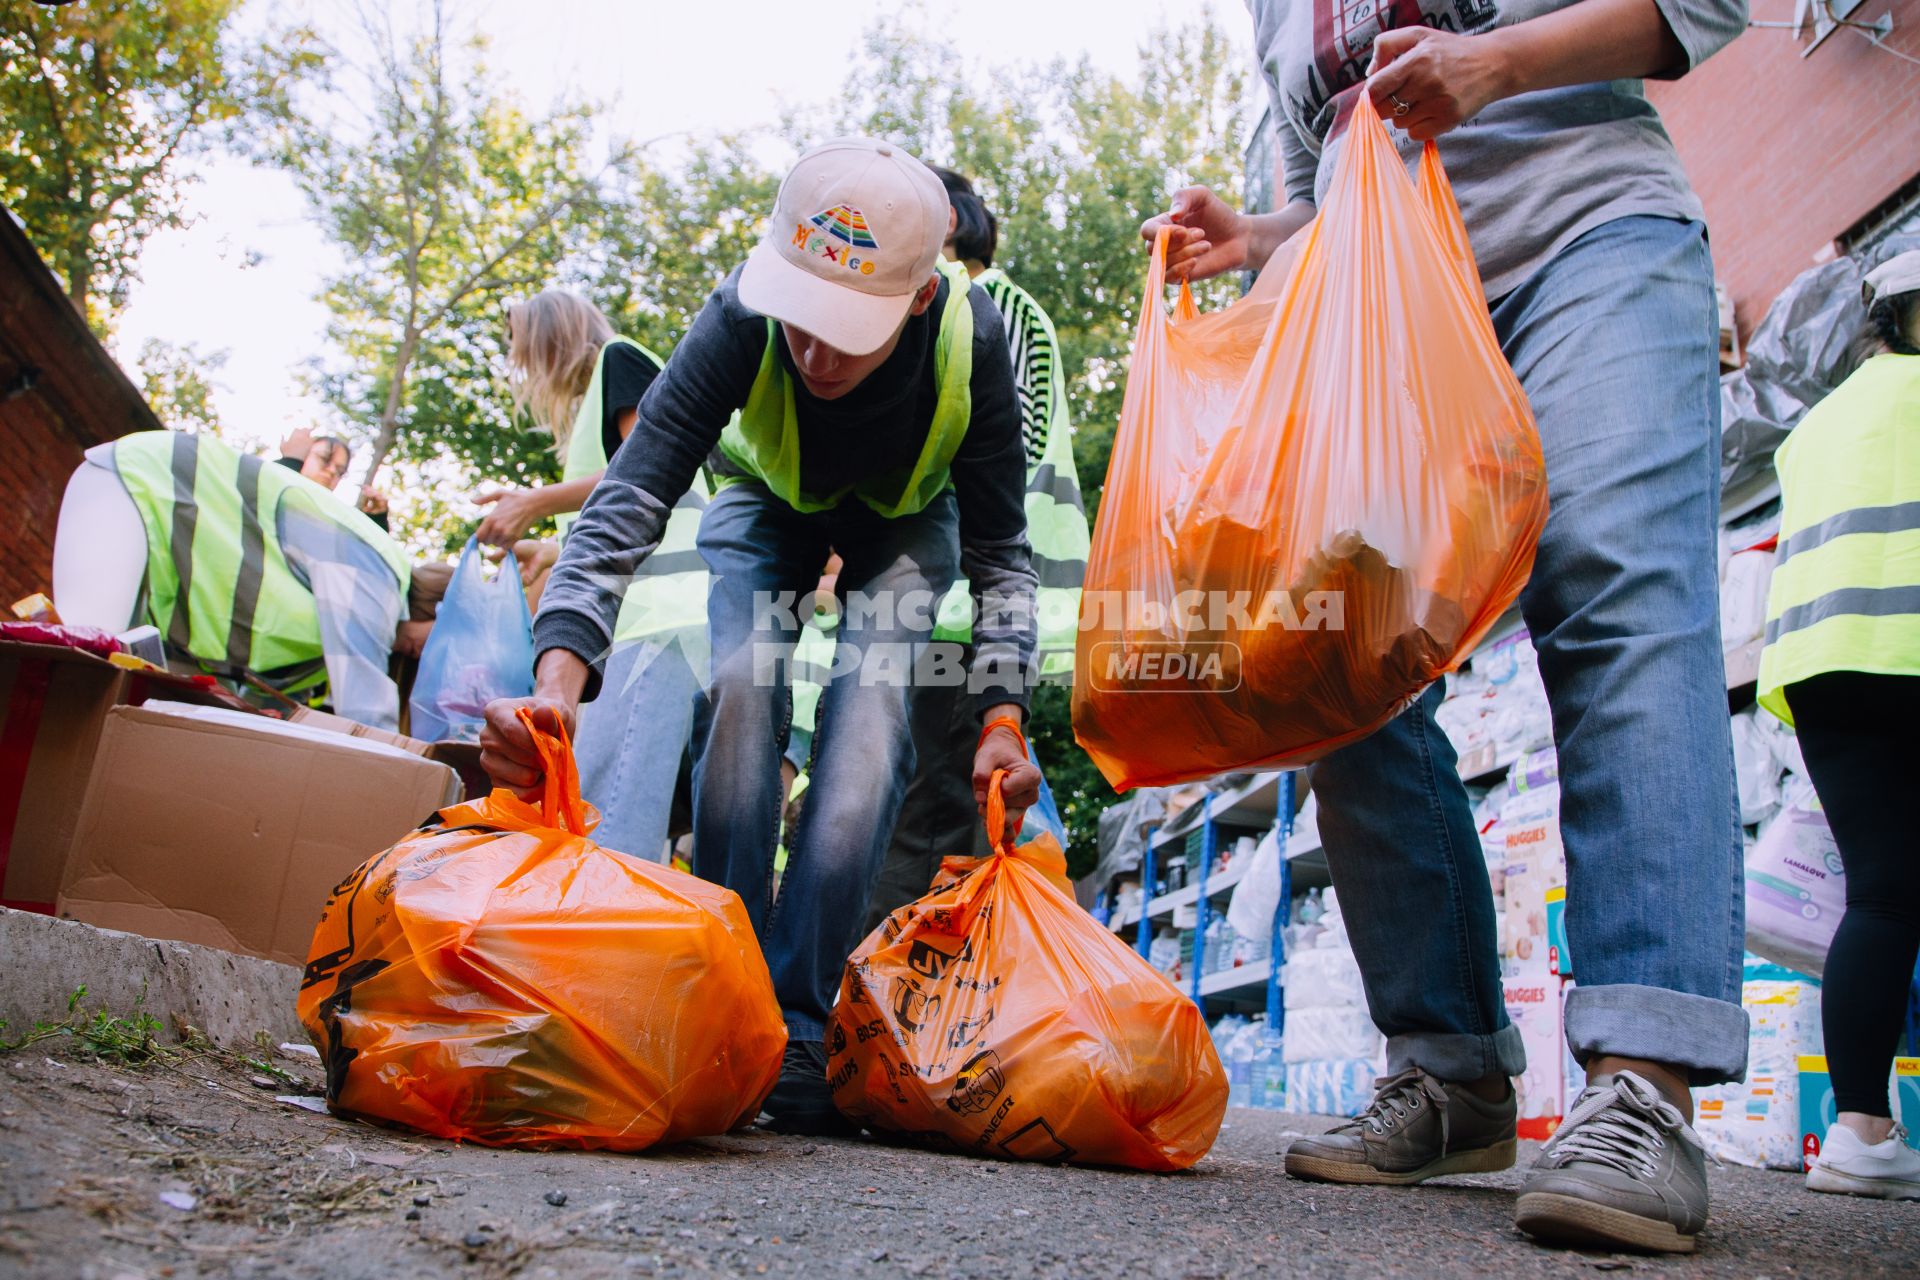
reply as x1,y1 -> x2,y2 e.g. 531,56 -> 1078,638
0,907 -> 303,1048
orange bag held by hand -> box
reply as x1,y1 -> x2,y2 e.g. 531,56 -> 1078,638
829,766 -> 1227,1171
1073,94 -> 1548,790
296,710 -> 786,1150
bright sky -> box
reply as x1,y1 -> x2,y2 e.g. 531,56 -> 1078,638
112,0 -> 1254,469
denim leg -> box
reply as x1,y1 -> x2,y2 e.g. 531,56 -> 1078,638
1313,682 -> 1525,1081
573,638 -> 698,863
765,490 -> 962,1039
1492,216 -> 1747,1086
691,482 -> 830,934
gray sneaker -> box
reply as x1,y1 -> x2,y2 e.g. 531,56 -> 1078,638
1284,1066 -> 1518,1186
1515,1071 -> 1709,1254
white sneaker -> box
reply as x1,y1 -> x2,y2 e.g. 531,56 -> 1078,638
1807,1123 -> 1920,1201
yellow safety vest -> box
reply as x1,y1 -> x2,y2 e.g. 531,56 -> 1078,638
556,338 -> 712,647
1757,353 -> 1920,724
717,259 -> 975,517
931,267 -> 1088,681
113,431 -> 409,680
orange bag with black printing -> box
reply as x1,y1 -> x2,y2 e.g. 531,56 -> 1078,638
829,769 -> 1226,1171
296,711 -> 785,1150
1072,95 -> 1549,790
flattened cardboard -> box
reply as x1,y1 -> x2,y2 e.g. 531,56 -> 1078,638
0,641 -> 129,911
288,706 -> 433,757
60,702 -> 461,966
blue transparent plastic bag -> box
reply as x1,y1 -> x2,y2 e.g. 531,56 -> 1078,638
409,539 -> 535,743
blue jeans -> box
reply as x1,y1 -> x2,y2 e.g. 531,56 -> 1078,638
1312,215 -> 1749,1087
693,480 -> 962,1039
573,638 -> 698,863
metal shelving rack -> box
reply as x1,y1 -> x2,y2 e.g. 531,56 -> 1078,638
1113,771 -> 1318,1018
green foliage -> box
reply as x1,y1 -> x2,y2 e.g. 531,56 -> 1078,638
0,0 -> 244,330
138,337 -> 230,436
0,984 -> 165,1065
800,9 -> 1250,524
588,137 -> 780,355
243,1 -> 617,532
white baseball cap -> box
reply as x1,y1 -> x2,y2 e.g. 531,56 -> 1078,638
1863,250 -> 1920,307
739,137 -> 950,357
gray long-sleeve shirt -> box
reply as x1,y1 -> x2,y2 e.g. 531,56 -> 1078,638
1247,0 -> 1748,299
533,267 -> 1039,719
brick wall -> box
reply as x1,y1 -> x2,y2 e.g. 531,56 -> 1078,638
1648,0 -> 1920,337
0,395 -> 87,607
0,212 -> 160,612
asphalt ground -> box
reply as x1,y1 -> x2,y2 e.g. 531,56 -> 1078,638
1,1046 -> 1913,1279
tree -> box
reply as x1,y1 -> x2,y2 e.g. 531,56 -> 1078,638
247,1 -> 626,491
0,0 -> 243,330
137,337 -> 228,436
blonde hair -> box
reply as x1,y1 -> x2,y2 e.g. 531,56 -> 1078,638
505,290 -> 616,454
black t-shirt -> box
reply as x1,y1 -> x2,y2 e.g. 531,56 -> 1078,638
597,343 -> 663,462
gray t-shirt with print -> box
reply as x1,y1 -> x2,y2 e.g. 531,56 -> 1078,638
1247,0 -> 1746,299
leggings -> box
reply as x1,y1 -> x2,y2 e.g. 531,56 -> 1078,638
1786,671 -> 1920,1117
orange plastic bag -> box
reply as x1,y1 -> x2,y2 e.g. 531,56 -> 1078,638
1073,95 -> 1548,789
296,711 -> 786,1150
828,771 -> 1227,1170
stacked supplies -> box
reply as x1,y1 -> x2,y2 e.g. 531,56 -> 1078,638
1280,889 -> 1383,1118
1696,964 -> 1824,1171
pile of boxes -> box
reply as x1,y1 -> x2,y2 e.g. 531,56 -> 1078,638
0,630 -> 466,966
1496,774 -> 1579,1139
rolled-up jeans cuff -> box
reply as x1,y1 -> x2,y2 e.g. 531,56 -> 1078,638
783,1010 -> 825,1043
1387,1022 -> 1527,1083
1563,983 -> 1750,1086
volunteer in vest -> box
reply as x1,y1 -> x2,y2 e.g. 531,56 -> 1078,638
276,426 -> 391,530
861,165 -> 1089,934
1758,250 -> 1920,1203
480,288 -> 707,862
57,431 -> 411,731
478,138 -> 1042,1134
1142,0 -> 1748,1253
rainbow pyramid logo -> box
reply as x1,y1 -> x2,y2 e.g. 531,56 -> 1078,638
810,204 -> 879,250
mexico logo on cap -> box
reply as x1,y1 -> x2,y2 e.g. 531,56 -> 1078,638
793,204 -> 880,275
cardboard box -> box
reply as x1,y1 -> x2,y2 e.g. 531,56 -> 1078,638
1545,885 -> 1571,979
287,706 -> 433,756
60,702 -> 461,966
1798,1055 -> 1920,1172
1504,974 -> 1564,1140
0,641 -> 130,912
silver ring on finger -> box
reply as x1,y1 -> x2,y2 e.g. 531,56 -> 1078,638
1389,92 -> 1413,117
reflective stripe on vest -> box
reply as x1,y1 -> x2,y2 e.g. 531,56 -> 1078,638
1757,354 -> 1920,724
932,269 -> 1089,681
716,259 -> 975,517
112,431 -> 410,675
554,337 -> 711,648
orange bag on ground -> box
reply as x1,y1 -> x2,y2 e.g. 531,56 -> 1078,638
1073,95 -> 1548,790
829,770 -> 1227,1171
296,711 -> 785,1150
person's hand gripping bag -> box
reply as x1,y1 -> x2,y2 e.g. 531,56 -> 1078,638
1073,94 -> 1548,789
296,711 -> 786,1150
409,537 -> 537,744
828,770 -> 1227,1171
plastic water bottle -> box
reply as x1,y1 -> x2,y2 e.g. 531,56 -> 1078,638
1251,1026 -> 1285,1109
1227,1018 -> 1259,1107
